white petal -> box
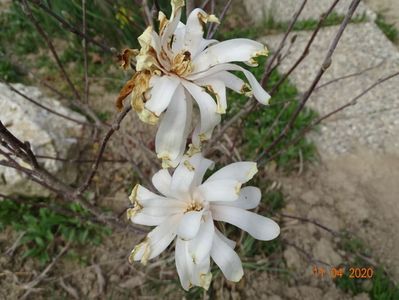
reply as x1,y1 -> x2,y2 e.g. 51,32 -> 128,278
172,22 -> 186,53
152,169 -> 174,197
206,162 -> 258,184
211,206 -> 280,241
194,78 -> 227,114
132,216 -> 179,262
175,238 -> 193,291
170,153 -> 214,195
215,228 -> 236,249
193,39 -> 268,73
211,231 -> 243,282
197,179 -> 240,202
130,213 -> 166,226
131,184 -> 168,205
161,0 -> 183,46
176,238 -> 212,291
141,204 -> 183,217
187,63 -> 270,105
209,71 -> 247,94
181,80 -> 221,139
213,186 -> 261,210
155,85 -> 189,167
188,213 -> 215,264
177,210 -> 204,240
145,76 -> 180,116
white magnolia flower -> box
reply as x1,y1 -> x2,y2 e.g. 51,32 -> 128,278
127,153 -> 280,290
117,0 -> 271,168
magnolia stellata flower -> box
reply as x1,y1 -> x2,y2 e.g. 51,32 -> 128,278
127,153 -> 280,290
117,0 -> 271,168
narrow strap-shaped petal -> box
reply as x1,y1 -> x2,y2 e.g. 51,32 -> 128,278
170,153 -> 214,196
206,71 -> 247,94
215,228 -> 236,249
188,212 -> 215,264
130,212 -> 167,226
211,231 -> 244,282
131,215 -> 179,263
155,85 -> 190,168
181,80 -> 221,140
145,76 -> 180,116
176,238 -> 212,291
152,169 -> 176,198
212,186 -> 261,210
192,39 -> 268,73
211,205 -> 280,241
175,238 -> 194,291
187,63 -> 270,105
194,78 -> 227,114
184,8 -> 219,57
205,161 -> 258,184
197,179 -> 241,202
130,184 -> 169,205
177,210 -> 204,240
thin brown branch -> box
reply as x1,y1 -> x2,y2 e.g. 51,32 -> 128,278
207,0 -> 232,39
76,105 -> 132,196
262,0 -> 308,83
20,241 -> 71,300
2,81 -> 91,127
260,70 -> 399,165
279,213 -> 340,236
28,0 -> 113,53
269,0 -> 340,94
82,0 -> 90,105
21,0 -> 103,126
257,0 -> 361,161
186,0 -> 196,17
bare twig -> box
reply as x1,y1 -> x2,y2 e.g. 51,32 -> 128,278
186,0 -> 195,17
1,81 -> 91,127
142,0 -> 154,27
207,0 -> 232,39
20,241 -> 71,300
279,213 -> 340,236
263,0 -> 308,83
76,105 -> 132,196
257,0 -> 361,161
28,0 -> 113,53
82,0 -> 90,104
260,70 -> 399,165
315,61 -> 384,91
21,0 -> 103,126
269,0 -> 340,94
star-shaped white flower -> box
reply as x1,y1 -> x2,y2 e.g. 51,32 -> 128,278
117,0 -> 271,168
128,153 -> 280,290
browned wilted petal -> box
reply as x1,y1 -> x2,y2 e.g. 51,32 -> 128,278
115,77 -> 136,110
118,48 -> 139,70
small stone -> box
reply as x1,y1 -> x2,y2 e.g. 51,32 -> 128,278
300,190 -> 319,205
353,292 -> 370,300
313,238 -> 342,266
0,83 -> 86,196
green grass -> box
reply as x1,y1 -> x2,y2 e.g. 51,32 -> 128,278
375,14 -> 398,43
0,198 -> 110,264
334,233 -> 399,300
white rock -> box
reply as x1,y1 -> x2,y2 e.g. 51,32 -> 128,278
244,0 -> 376,24
0,83 -> 86,196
